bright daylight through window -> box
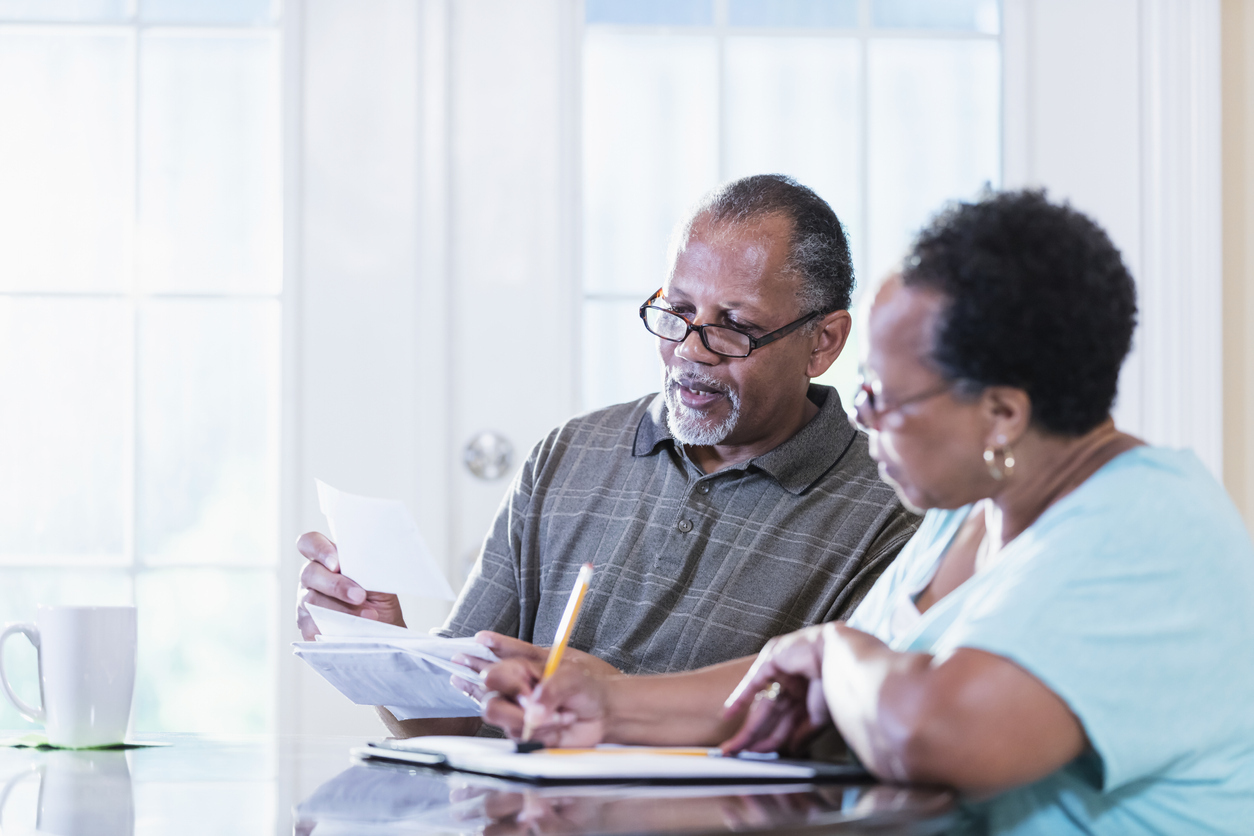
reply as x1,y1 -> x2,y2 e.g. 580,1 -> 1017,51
0,0 -> 281,734
581,0 -> 1001,412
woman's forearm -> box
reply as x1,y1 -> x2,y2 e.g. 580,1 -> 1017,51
820,623 -> 936,782
603,656 -> 754,745
820,623 -> 1086,792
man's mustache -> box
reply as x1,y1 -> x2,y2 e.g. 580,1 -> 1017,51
665,367 -> 733,398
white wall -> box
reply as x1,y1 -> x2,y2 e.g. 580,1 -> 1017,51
1003,0 -> 1222,475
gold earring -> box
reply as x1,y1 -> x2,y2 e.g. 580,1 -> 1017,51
983,446 -> 1002,480
983,438 -> 1015,481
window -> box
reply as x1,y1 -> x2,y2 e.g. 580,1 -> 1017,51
0,0 -> 281,734
581,0 -> 1001,411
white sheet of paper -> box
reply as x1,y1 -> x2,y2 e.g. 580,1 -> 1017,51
305,603 -> 416,640
316,479 -> 455,598
305,605 -> 496,662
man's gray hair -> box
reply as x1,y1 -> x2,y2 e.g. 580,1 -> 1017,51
671,174 -> 854,316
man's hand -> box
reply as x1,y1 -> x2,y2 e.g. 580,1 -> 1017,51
719,625 -> 832,756
474,658 -> 614,747
296,531 -> 406,641
450,631 -> 622,703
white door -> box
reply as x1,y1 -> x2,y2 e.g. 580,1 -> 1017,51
291,0 -> 579,737
441,0 -> 580,594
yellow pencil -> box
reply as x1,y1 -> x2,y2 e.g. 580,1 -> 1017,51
522,562 -> 594,741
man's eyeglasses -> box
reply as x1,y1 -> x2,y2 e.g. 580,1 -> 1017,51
638,288 -> 822,359
852,377 -> 953,430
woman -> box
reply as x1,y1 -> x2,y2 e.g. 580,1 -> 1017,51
481,191 -> 1254,834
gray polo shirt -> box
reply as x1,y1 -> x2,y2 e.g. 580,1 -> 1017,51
439,384 -> 918,674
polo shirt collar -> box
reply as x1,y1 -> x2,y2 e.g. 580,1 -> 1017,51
633,384 -> 858,495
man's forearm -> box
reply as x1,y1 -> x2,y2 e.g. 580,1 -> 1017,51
375,706 -> 482,738
603,656 -> 754,746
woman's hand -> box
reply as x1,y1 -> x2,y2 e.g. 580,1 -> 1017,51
474,658 -> 614,747
720,625 -> 834,755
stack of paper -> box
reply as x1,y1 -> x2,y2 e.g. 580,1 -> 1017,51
295,480 -> 493,719
294,605 -> 498,720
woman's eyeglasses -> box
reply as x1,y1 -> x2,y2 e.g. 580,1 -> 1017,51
852,378 -> 954,430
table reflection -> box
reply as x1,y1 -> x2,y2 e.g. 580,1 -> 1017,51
0,750 -> 134,836
295,760 -> 956,836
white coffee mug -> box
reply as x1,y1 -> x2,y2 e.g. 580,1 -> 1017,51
0,606 -> 137,748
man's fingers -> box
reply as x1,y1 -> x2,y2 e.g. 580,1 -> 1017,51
296,531 -> 339,571
295,604 -> 320,641
299,558 -> 366,606
299,587 -> 362,616
451,674 -> 488,703
457,653 -> 494,675
475,631 -> 549,663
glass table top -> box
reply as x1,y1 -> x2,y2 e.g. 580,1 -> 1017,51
0,733 -> 956,835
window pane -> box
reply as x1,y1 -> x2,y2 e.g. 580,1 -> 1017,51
140,0 -> 275,25
724,36 -> 864,282
0,28 -> 133,293
139,30 -> 281,295
133,568 -> 276,733
582,299 -> 662,412
583,32 -> 718,297
871,0 -> 1000,34
867,39 -> 999,284
0,298 -> 131,561
585,0 -> 711,27
137,299 -> 279,566
728,0 -> 858,28
0,569 -> 133,731
0,0 -> 127,21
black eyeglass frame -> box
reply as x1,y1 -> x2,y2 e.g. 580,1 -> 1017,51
638,288 -> 824,359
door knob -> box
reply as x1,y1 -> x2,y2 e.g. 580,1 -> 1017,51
463,431 -> 513,480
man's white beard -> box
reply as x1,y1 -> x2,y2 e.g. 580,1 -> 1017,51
664,368 -> 742,446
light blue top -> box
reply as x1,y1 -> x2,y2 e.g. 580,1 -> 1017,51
846,447 -> 1254,835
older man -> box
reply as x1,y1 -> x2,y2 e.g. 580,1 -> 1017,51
297,174 -> 917,737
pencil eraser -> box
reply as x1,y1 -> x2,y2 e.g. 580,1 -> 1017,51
514,741 -> 545,754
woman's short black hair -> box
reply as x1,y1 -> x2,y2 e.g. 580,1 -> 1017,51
901,189 -> 1138,436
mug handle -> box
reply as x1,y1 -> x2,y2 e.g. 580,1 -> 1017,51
0,624 -> 44,723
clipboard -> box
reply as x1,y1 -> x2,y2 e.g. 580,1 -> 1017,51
352,736 -> 868,784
